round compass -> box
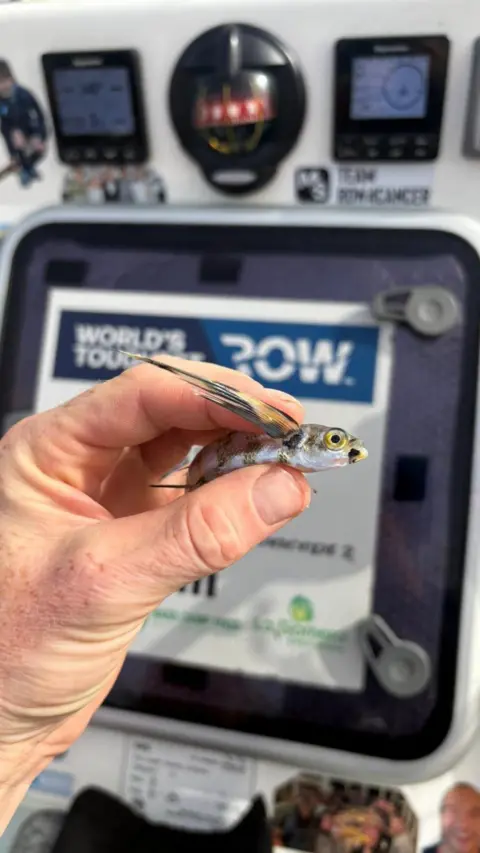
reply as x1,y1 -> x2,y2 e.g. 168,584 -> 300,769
169,23 -> 306,194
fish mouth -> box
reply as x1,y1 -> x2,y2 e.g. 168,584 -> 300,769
348,444 -> 368,463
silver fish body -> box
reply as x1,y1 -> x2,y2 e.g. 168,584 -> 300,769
186,424 -> 366,489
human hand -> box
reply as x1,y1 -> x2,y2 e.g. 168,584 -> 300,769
28,136 -> 45,153
10,129 -> 26,150
0,357 -> 310,831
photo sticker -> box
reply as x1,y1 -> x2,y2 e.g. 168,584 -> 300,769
295,168 -> 330,204
423,782 -> 480,853
0,58 -> 49,189
62,164 -> 166,205
271,773 -> 417,853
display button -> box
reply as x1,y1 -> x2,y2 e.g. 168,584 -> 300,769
336,135 -> 363,159
390,135 -> 408,146
63,148 -> 80,163
404,134 -> 437,159
123,146 -> 138,161
337,144 -> 360,159
336,132 -> 438,162
363,135 -> 381,147
103,147 -> 119,161
84,148 -> 98,161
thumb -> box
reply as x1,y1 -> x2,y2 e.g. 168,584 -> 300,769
79,465 -> 311,615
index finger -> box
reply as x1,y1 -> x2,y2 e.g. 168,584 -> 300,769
22,357 -> 304,496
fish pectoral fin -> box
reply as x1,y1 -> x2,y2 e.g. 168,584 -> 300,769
210,389 -> 300,439
118,350 -> 300,439
196,391 -> 295,438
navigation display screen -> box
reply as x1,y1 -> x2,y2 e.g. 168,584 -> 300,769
52,66 -> 135,136
350,55 -> 430,120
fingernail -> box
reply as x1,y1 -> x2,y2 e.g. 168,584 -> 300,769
266,388 -> 300,405
253,467 -> 309,526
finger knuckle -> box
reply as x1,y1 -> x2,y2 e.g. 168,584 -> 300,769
2,416 -> 32,446
183,500 -> 244,571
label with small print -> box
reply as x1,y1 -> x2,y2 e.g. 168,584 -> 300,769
123,737 -> 254,830
295,164 -> 433,208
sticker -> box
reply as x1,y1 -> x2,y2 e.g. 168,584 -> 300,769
295,168 -> 331,204
51,309 -> 379,403
271,773 -> 417,853
295,165 -> 433,208
35,290 -> 393,693
421,782 -> 480,853
29,769 -> 74,799
0,58 -> 49,189
61,164 -> 166,205
52,311 -> 206,379
123,737 -> 254,830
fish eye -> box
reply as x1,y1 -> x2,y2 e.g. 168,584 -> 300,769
324,429 -> 347,451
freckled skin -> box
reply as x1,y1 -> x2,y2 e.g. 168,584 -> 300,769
186,424 -> 367,490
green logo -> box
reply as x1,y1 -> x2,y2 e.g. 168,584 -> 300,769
288,595 -> 314,623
